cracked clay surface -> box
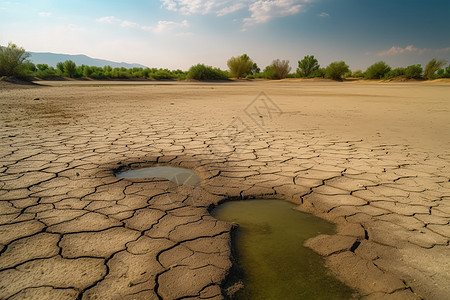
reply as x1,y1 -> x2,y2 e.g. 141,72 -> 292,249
0,81 -> 449,299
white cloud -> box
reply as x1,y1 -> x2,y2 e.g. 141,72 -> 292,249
217,3 -> 247,16
318,12 -> 329,17
377,45 -> 419,56
154,20 -> 189,33
96,16 -> 121,24
243,0 -> 306,27
121,20 -> 139,28
38,12 -> 52,17
161,0 -> 312,27
377,45 -> 450,56
161,0 -> 221,15
96,16 -> 189,35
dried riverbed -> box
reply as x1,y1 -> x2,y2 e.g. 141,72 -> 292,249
0,80 -> 449,299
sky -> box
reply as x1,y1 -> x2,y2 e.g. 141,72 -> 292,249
1,0 -> 449,71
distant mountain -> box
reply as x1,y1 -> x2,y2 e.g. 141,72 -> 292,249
28,51 -> 148,69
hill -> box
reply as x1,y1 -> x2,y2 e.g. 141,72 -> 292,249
28,51 -> 148,69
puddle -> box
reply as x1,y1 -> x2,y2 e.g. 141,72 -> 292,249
212,199 -> 355,299
115,166 -> 201,186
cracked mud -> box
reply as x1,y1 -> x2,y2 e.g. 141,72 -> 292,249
0,81 -> 449,300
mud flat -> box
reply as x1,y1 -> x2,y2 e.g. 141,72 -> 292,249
0,80 -> 449,299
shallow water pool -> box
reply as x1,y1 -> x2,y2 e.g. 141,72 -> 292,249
212,199 -> 355,299
115,166 -> 201,186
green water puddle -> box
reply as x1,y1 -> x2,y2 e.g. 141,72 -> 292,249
212,199 -> 355,299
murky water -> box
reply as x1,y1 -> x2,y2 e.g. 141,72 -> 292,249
212,199 -> 355,300
115,166 -> 201,186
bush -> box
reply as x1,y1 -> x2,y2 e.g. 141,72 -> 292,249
404,64 -> 422,79
227,54 -> 253,78
352,70 -> 364,78
435,66 -> 450,78
311,67 -> 326,78
0,42 -> 31,78
297,55 -> 319,78
35,66 -> 58,79
262,65 -> 277,79
365,61 -> 391,79
325,61 -> 350,81
272,59 -> 291,79
343,71 -> 352,79
424,58 -> 446,79
151,69 -> 175,80
187,64 -> 229,80
383,67 -> 405,79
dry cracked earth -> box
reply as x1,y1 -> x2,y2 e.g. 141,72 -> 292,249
0,80 -> 449,300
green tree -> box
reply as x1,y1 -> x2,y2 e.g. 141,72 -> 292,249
424,58 -> 446,80
251,63 -> 260,75
227,54 -> 253,78
325,61 -> 350,81
404,64 -> 422,79
63,60 -> 76,78
0,42 -> 31,78
297,55 -> 319,78
365,61 -> 391,79
82,65 -> 92,77
271,59 -> 291,79
56,62 -> 64,76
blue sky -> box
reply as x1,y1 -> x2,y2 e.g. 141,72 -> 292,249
1,0 -> 449,71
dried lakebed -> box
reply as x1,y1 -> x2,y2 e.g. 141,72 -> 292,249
1,81 -> 449,300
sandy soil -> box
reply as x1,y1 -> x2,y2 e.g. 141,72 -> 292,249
0,80 -> 449,299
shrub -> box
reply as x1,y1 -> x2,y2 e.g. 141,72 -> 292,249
325,61 -> 350,81
285,73 -> 297,78
424,58 -> 446,79
187,64 -> 229,80
365,61 -> 391,79
311,67 -> 326,78
343,71 -> 352,79
262,65 -> 277,79
383,67 -> 405,79
36,64 -> 49,71
227,54 -> 253,78
0,42 -> 31,78
35,66 -> 58,79
297,55 -> 319,78
152,69 -> 175,80
404,64 -> 422,79
435,66 -> 450,78
272,59 -> 291,79
435,67 -> 450,78
352,70 -> 364,78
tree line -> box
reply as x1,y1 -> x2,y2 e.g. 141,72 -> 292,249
1,42 -> 449,81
